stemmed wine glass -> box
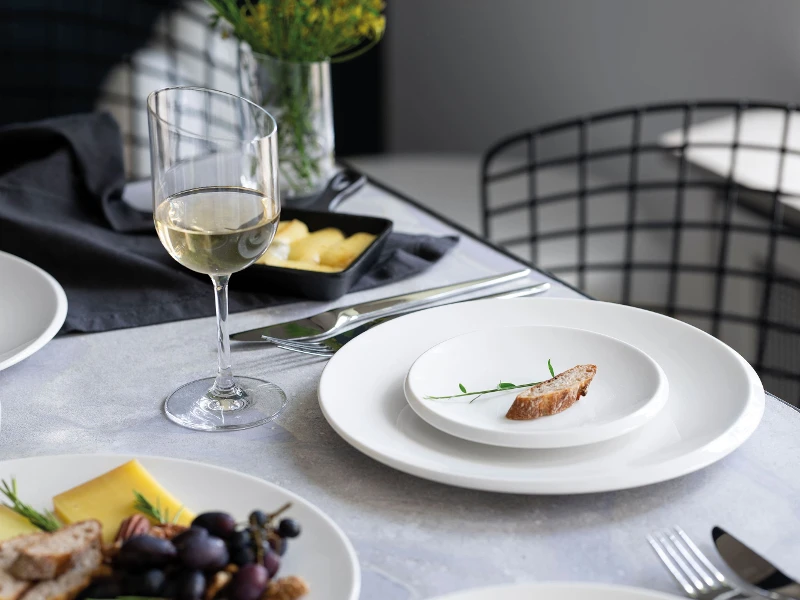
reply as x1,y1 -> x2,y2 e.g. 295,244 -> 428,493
147,86 -> 285,431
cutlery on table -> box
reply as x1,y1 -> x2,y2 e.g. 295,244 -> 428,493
648,526 -> 755,600
231,269 -> 531,343
713,526 -> 800,600
269,282 -> 551,357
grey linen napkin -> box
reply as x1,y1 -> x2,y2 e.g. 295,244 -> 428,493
0,113 -> 458,333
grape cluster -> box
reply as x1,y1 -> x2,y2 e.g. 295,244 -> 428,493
79,508 -> 302,600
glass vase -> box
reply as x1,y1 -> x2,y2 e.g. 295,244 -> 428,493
240,44 -> 335,200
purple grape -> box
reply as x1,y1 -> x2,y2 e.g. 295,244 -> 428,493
174,569 -> 205,600
177,534 -> 229,571
261,548 -> 281,578
269,536 -> 288,556
277,518 -> 301,539
228,528 -> 252,551
115,535 -> 177,570
191,512 -> 237,540
230,545 -> 256,566
78,577 -> 121,599
172,526 -> 209,548
249,510 -> 268,527
227,564 -> 269,600
125,568 -> 166,596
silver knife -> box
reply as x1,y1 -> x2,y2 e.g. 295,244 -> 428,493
231,269 -> 531,342
713,526 -> 800,599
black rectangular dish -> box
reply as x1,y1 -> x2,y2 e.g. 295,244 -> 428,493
235,169 -> 393,300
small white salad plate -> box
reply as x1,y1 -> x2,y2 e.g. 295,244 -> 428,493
428,582 -> 685,600
0,251 -> 67,373
318,298 -> 764,494
0,454 -> 360,600
404,325 -> 668,449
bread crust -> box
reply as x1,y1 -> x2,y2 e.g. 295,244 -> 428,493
0,534 -> 45,600
506,364 -> 597,420
9,521 -> 101,581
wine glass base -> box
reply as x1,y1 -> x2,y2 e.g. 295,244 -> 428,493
164,376 -> 287,431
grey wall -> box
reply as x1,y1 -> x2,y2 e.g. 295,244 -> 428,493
384,0 -> 800,153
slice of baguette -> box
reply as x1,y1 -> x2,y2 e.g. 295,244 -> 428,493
10,521 -> 101,581
506,364 -> 597,420
19,546 -> 101,600
0,533 -> 47,600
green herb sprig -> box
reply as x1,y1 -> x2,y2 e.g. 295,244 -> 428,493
425,359 -> 557,401
133,491 -> 184,525
0,478 -> 60,531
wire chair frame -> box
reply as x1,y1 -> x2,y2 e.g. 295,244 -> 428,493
480,100 -> 800,404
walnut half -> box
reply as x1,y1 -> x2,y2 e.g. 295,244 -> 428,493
263,576 -> 310,600
114,514 -> 150,542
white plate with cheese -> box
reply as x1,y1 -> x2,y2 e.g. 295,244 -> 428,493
0,454 -> 359,600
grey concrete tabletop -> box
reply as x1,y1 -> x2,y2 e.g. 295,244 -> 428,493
0,180 -> 797,600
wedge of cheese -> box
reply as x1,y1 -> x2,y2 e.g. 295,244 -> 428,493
52,460 -> 194,543
0,505 -> 41,541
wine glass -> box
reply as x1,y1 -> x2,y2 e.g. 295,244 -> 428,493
147,86 -> 285,431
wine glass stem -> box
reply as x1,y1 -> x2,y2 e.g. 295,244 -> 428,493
211,274 -> 235,393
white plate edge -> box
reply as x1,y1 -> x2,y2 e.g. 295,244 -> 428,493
0,251 -> 68,372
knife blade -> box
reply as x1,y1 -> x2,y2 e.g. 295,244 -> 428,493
712,526 -> 800,599
231,269 -> 531,342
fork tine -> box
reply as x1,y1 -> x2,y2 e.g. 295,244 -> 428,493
273,341 -> 334,357
673,526 -> 726,584
667,528 -> 719,589
660,530 -> 715,593
647,533 -> 699,597
269,339 -> 329,351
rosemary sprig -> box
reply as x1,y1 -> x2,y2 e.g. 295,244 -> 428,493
425,360 -> 556,401
425,381 -> 540,401
0,478 -> 60,531
133,491 -> 184,525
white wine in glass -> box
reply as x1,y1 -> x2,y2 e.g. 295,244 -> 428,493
154,187 -> 279,275
147,87 -> 285,431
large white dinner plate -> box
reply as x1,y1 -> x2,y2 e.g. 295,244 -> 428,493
0,251 -> 67,372
429,582 -> 685,600
318,298 -> 764,494
0,454 -> 360,600
404,325 -> 668,448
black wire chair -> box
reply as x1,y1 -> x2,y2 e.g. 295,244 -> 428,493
481,101 -> 800,405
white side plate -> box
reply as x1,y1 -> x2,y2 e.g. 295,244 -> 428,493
0,251 -> 67,372
405,326 -> 668,448
429,582 -> 685,600
0,454 -> 360,600
318,298 -> 764,494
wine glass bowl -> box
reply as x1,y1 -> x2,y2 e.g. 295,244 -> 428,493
147,86 -> 286,431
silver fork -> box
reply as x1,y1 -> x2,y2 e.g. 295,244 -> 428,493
648,526 -> 752,600
271,283 -> 551,357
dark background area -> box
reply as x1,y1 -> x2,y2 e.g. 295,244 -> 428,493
0,0 -> 384,156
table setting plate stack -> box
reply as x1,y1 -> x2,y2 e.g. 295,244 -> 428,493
318,297 -> 765,494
